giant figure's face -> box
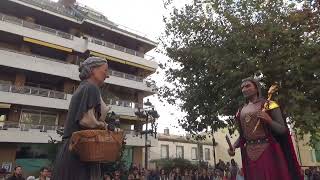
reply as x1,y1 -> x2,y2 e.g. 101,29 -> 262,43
241,80 -> 258,98
91,63 -> 109,86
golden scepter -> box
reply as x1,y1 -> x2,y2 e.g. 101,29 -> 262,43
252,84 -> 278,132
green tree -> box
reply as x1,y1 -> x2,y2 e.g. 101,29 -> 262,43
150,158 -> 197,171
160,0 -> 320,145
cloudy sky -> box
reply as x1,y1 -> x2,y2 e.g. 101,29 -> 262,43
74,0 -> 188,134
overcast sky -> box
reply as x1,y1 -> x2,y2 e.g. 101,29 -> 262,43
73,0 -> 188,134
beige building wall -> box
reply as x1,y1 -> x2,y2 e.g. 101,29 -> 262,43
292,133 -> 320,167
149,130 -> 242,168
212,129 -> 242,167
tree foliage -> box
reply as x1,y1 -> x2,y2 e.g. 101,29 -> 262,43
160,0 -> 320,145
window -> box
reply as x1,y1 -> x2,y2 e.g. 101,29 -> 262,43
176,146 -> 184,159
191,147 -> 198,160
204,148 -> 210,160
161,145 -> 169,159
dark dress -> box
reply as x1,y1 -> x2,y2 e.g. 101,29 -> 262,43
53,81 -> 102,180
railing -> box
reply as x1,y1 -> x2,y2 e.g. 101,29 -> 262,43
16,0 -> 156,42
108,99 -> 141,109
87,36 -> 155,60
0,47 -> 69,64
109,69 -> 144,82
0,121 -> 61,132
75,3 -> 152,40
0,83 -> 67,100
0,47 -> 147,84
18,0 -> 78,19
0,13 -> 73,40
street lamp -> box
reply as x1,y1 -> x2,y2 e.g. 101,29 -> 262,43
134,99 -> 159,169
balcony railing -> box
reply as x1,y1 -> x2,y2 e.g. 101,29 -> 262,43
18,0 -> 78,19
109,69 -> 144,82
108,99 -> 141,109
0,47 -> 146,84
0,13 -> 73,40
0,47 -> 69,64
0,83 -> 67,100
0,121 -> 61,132
87,36 -> 155,60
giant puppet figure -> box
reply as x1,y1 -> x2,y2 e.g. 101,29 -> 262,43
53,57 -> 110,180
228,78 -> 302,180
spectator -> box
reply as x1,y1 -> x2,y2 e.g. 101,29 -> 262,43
182,170 -> 192,180
229,159 -> 238,180
112,171 -> 121,180
305,169 -> 312,180
148,169 -> 160,180
7,166 -> 25,180
46,169 -> 52,180
36,167 -> 50,180
214,169 -> 226,180
236,168 -> 244,180
103,174 -> 111,180
0,168 -> 9,180
199,169 -> 209,180
128,173 -> 134,180
172,168 -> 182,180
216,160 -> 226,172
159,169 -> 168,180
132,168 -> 140,180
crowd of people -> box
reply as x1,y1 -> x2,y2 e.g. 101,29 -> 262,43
1,162 -> 320,180
102,159 -> 244,180
303,167 -> 320,180
0,166 -> 51,180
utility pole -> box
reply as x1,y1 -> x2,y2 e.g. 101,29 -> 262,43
135,99 -> 159,170
144,114 -> 149,169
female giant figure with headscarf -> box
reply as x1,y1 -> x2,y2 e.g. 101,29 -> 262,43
53,57 -> 111,180
228,78 -> 302,180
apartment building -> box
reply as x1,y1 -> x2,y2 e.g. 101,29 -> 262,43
0,0 -> 157,174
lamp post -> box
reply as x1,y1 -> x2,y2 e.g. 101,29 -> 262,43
135,99 -> 159,169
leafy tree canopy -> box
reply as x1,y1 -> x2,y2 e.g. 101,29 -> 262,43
159,0 -> 320,145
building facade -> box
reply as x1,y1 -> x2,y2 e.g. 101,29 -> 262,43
0,0 -> 157,175
149,128 -> 242,169
292,133 -> 320,167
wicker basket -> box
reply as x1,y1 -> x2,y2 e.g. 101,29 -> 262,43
69,130 -> 124,162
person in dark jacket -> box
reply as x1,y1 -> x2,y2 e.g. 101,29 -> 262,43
7,166 -> 25,180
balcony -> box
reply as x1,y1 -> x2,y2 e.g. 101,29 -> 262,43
0,48 -> 155,93
108,99 -> 141,117
87,36 -> 154,60
0,121 -> 62,143
0,12 -> 73,40
17,0 -> 78,19
13,0 -> 155,43
0,12 -> 157,70
0,83 -> 71,110
124,130 -> 158,147
109,69 -> 143,82
0,83 -> 67,100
